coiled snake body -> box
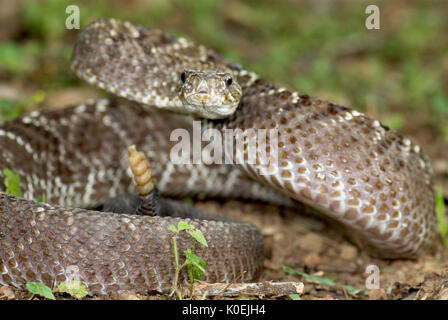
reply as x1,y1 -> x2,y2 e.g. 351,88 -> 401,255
0,19 -> 438,295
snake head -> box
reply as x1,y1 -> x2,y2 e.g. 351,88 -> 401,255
177,69 -> 242,119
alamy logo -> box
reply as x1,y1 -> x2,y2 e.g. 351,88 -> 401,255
65,265 -> 81,289
65,5 -> 80,30
365,5 -> 380,30
170,121 -> 279,175
365,264 -> 380,289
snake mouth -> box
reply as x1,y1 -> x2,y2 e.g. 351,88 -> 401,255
186,93 -> 216,106
183,100 -> 238,119
191,92 -> 211,97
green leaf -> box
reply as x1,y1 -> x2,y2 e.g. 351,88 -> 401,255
36,195 -> 46,203
0,91 -> 46,122
0,42 -> 24,73
282,265 -> 298,275
282,265 -> 335,286
299,272 -> 336,287
177,221 -> 194,231
282,265 -> 368,296
288,294 -> 301,300
382,114 -> 404,131
188,229 -> 208,247
55,280 -> 88,299
432,91 -> 448,115
169,224 -> 178,234
3,168 -> 22,197
342,284 -> 368,296
436,188 -> 448,247
0,98 -> 22,121
26,282 -> 55,300
324,274 -> 339,282
201,290 -> 209,300
24,90 -> 45,108
184,248 -> 206,280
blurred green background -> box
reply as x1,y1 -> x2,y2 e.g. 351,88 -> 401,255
0,0 -> 447,172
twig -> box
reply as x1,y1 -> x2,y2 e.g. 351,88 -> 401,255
213,271 -> 246,299
192,281 -> 304,298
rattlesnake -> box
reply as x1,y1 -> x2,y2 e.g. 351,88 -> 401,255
0,19 -> 438,296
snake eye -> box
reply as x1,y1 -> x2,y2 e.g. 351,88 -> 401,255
180,72 -> 187,83
226,77 -> 233,86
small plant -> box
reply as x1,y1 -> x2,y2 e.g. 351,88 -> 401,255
55,280 -> 89,299
26,282 -> 56,300
169,221 -> 208,300
288,293 -> 301,300
436,188 -> 448,247
3,168 -> 22,197
35,195 -> 46,203
3,168 -> 46,201
0,90 -> 45,122
26,280 -> 88,300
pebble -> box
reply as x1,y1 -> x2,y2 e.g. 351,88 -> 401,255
297,233 -> 324,253
368,288 -> 387,300
340,244 -> 358,260
118,290 -> 141,300
0,286 -> 15,300
303,252 -> 321,266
